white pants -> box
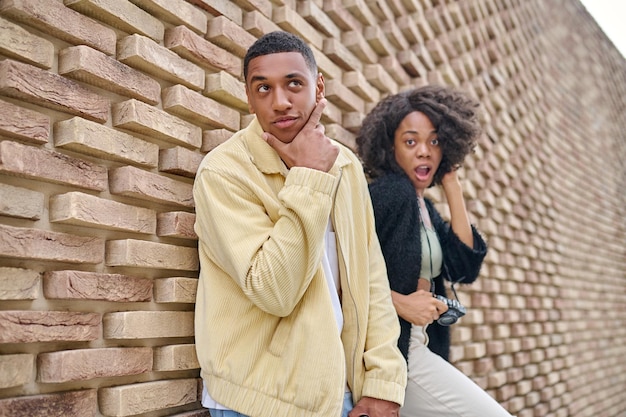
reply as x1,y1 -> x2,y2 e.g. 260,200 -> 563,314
402,325 -> 515,417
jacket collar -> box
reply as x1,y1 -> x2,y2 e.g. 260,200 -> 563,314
244,116 -> 352,175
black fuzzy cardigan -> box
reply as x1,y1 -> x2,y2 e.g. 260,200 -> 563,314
369,173 -> 487,361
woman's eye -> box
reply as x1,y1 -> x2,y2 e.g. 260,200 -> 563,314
430,139 -> 439,146
406,139 -> 416,146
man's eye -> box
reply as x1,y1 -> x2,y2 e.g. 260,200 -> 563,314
258,85 -> 269,93
289,80 -> 302,88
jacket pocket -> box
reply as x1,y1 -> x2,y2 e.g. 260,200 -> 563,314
268,316 -> 292,357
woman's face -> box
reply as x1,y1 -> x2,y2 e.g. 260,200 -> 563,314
393,111 -> 442,195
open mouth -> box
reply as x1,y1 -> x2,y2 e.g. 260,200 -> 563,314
415,165 -> 431,181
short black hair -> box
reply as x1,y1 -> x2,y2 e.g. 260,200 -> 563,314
356,85 -> 482,185
243,31 -> 318,81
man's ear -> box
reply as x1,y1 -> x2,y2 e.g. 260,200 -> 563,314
316,72 -> 325,103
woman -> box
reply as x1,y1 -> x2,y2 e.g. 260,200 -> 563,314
356,85 -> 513,416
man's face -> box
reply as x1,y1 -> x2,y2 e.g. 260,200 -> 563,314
246,52 -> 324,143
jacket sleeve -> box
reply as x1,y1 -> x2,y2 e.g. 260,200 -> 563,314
429,200 -> 487,285
194,164 -> 338,317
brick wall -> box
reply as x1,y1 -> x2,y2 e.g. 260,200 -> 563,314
0,0 -> 624,416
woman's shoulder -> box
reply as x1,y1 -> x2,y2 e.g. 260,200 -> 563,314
369,172 -> 414,195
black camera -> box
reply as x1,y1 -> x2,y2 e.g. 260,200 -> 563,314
434,295 -> 466,326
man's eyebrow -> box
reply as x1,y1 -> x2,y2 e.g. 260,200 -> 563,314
249,75 -> 267,83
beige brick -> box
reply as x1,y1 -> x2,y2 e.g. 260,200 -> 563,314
163,84 -> 240,131
397,49 -> 428,78
157,211 -> 197,239
43,270 -> 152,302
382,19 -> 410,51
153,344 -> 199,370
103,311 -> 194,338
0,354 -> 33,388
165,25 -> 241,77
0,183 -> 44,220
323,37 -> 362,72
0,15 -> 53,69
364,25 -> 395,57
154,276 -> 197,303
113,99 -> 202,149
50,191 -> 156,234
55,117 -> 159,167
326,123 -> 356,150
363,64 -> 399,94
0,59 -> 109,123
65,0 -> 164,42
342,30 -> 378,65
379,54 -> 412,86
0,267 -> 40,300
0,98 -> 50,144
206,15 -> 255,58
58,45 -> 161,105
109,165 -> 194,208
272,6 -> 323,50
202,128 -> 231,152
242,9 -> 281,38
342,111 -> 363,133
342,71 -> 380,103
0,389 -> 97,417
205,71 -> 248,112
99,378 -> 197,416
168,410 -> 210,417
0,310 -> 101,343
322,0 -> 362,32
0,224 -> 105,264
0,0 -> 115,55
118,34 -> 205,90
343,0 -> 377,27
296,1 -> 340,39
158,146 -> 204,178
397,14 -> 424,45
232,0 -> 272,19
312,47 -> 343,81
0,141 -> 107,190
325,79 -> 365,113
38,347 -> 152,383
187,0 -> 242,25
131,0 -> 207,35
105,239 -> 199,271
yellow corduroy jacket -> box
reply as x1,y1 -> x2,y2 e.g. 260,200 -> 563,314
193,117 -> 406,417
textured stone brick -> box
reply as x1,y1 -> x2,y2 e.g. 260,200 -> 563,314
0,267 -> 40,300
50,191 -> 156,234
157,211 -> 197,239
105,239 -> 199,271
0,0 -> 115,55
153,344 -> 199,370
162,84 -> 239,131
0,310 -> 101,343
165,25 -> 241,77
342,30 -> 378,65
118,34 -> 205,90
378,54 -> 411,85
362,63 -> 398,94
326,123 -> 356,150
154,277 -> 197,303
202,128 -> 231,152
297,1 -> 341,39
99,378 -> 197,416
342,70 -> 380,103
343,0 -> 377,27
205,71 -> 248,112
324,78 -> 364,113
131,0 -> 207,35
397,49 -> 428,78
58,45 -> 160,105
187,0 -> 242,25
0,98 -> 49,144
0,224 -> 105,264
43,270 -> 152,302
113,99 -> 202,149
103,311 -> 194,338
0,353 -> 33,388
0,389 -> 97,417
323,37 -> 362,72
206,15 -> 254,57
363,25 -> 395,57
159,146 -> 203,179
0,59 -> 109,122
0,183 -> 44,220
0,15 -> 53,69
55,117 -> 159,167
168,410 -> 210,417
311,46 -> 343,81
242,9 -> 281,38
65,0 -> 164,42
0,141 -> 107,190
273,6 -> 324,50
109,165 -> 194,208
38,347 -> 152,383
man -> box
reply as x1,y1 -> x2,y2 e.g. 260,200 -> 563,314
193,31 -> 406,417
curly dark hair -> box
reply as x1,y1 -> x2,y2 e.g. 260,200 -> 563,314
244,31 -> 318,82
356,85 -> 482,186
